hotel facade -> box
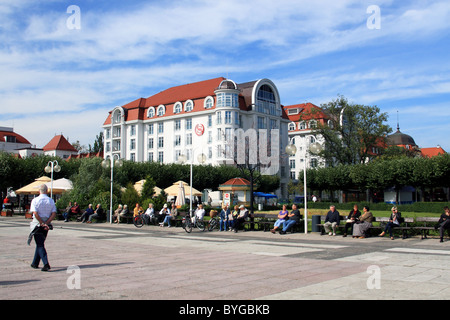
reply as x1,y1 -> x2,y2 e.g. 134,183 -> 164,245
102,77 -> 294,198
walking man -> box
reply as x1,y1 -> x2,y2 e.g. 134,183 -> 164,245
29,184 -> 56,271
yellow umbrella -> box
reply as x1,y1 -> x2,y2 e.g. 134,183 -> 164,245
16,176 -> 52,195
164,181 -> 202,196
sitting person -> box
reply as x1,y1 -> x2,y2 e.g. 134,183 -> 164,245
112,204 -> 123,223
219,204 -> 230,231
343,204 -> 361,237
118,204 -> 129,223
87,204 -> 105,223
159,204 -> 171,227
228,205 -> 239,231
162,204 -> 174,227
352,206 -> 373,239
324,205 -> 340,236
193,204 -> 206,224
233,205 -> 249,233
133,203 -> 143,217
271,204 -> 289,234
379,206 -> 402,240
435,206 -> 450,243
143,203 -> 155,225
280,204 -> 302,234
80,204 -> 94,223
63,201 -> 72,222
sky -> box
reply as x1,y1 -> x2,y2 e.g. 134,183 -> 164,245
0,0 -> 449,151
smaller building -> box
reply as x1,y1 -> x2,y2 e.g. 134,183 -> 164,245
0,126 -> 33,154
218,177 -> 253,207
43,135 -> 78,159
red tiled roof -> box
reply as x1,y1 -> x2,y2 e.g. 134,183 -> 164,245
284,103 -> 328,121
43,135 -> 78,153
421,146 -> 446,158
221,178 -> 251,186
0,130 -> 31,145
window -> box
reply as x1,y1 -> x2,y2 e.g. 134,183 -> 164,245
311,158 -> 318,168
157,105 -> 165,117
207,131 -> 212,144
234,111 -> 240,125
225,128 -> 232,141
257,116 -> 266,129
216,112 -> 222,125
174,102 -> 182,114
290,171 -> 296,180
130,125 -> 136,136
175,135 -> 181,146
204,96 -> 214,109
185,118 -> 192,130
225,111 -> 232,124
158,123 -> 164,134
186,133 -> 192,145
299,122 -> 306,130
217,128 -> 222,140
289,159 -> 295,169
130,153 -> 136,162
174,119 -> 181,131
309,120 -> 317,129
158,151 -> 164,163
130,139 -> 136,150
148,124 -> 154,135
106,142 -> 110,152
148,152 -> 154,162
114,127 -> 121,138
147,107 -> 155,118
208,147 -> 212,159
175,150 -> 181,162
256,84 -> 278,115
148,138 -> 154,149
217,93 -> 238,108
158,137 -> 164,148
184,100 -> 194,112
207,115 -> 212,127
105,129 -> 110,139
288,122 -> 296,131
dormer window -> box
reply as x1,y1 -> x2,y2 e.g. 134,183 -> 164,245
147,107 -> 155,118
184,100 -> 194,112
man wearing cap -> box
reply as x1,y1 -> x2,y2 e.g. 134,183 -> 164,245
159,203 -> 170,226
29,184 -> 56,272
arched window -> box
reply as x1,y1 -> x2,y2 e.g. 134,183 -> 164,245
157,105 -> 165,117
298,121 -> 306,130
147,107 -> 155,118
184,100 -> 194,112
288,122 -> 296,131
173,102 -> 182,114
309,120 -> 317,129
204,96 -> 214,109
256,84 -> 278,115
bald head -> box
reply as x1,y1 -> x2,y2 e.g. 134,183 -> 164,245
39,184 -> 48,194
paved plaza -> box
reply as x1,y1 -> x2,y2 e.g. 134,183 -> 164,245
1,216 -> 449,301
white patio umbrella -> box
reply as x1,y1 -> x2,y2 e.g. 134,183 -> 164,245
33,178 -> 73,194
175,181 -> 186,207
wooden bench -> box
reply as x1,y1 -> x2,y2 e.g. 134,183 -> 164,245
242,213 -> 304,233
413,217 -> 445,240
317,216 -> 413,238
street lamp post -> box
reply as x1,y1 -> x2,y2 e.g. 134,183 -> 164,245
285,137 -> 323,234
178,150 -> 206,216
102,155 -> 123,224
44,160 -> 61,198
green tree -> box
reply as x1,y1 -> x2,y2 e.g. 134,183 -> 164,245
307,95 -> 392,166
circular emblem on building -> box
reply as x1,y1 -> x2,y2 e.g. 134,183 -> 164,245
195,124 -> 205,136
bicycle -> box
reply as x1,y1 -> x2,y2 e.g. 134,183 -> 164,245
133,214 -> 144,228
207,216 -> 219,231
182,212 -> 205,233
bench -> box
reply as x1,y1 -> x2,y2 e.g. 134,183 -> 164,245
317,216 -> 413,239
413,217 -> 450,240
242,213 -> 304,233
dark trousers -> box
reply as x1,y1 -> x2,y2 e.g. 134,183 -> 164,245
344,222 -> 355,235
32,229 -> 49,266
439,220 -> 450,238
384,222 -> 398,237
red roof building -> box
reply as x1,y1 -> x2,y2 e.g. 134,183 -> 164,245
421,146 -> 447,158
43,135 -> 78,159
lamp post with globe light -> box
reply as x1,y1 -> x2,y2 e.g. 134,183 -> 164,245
285,137 -> 323,234
45,160 -> 61,198
101,155 -> 123,224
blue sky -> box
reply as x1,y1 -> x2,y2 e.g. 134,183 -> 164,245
1,0 -> 449,151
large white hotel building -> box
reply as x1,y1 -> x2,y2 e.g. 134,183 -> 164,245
102,77 -> 327,198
